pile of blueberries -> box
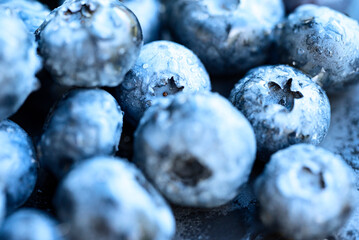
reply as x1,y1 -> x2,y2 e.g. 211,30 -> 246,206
0,0 -> 359,239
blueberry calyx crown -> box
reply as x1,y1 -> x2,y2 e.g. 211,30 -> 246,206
64,2 -> 97,18
268,78 -> 304,111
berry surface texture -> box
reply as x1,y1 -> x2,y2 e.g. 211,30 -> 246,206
1,0 -> 359,240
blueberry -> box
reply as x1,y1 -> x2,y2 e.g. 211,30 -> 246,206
229,65 -> 330,157
55,156 -> 175,240
0,209 -> 63,240
134,92 -> 256,207
276,4 -> 359,92
0,9 -> 41,121
0,0 -> 50,33
167,0 -> 284,76
37,89 -> 124,178
255,144 -> 356,240
0,120 -> 37,212
36,0 -> 143,87
115,40 -> 211,125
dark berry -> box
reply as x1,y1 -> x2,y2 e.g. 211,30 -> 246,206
134,92 -> 256,207
276,4 -> 359,92
55,156 -> 175,240
36,0 -> 143,87
255,144 -> 355,240
229,65 -> 330,157
115,40 -> 211,125
37,89 -> 123,178
0,120 -> 37,212
167,0 -> 284,76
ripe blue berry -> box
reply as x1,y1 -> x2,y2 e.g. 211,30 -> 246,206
115,40 -> 211,125
0,9 -> 41,121
0,0 -> 50,33
0,209 -> 63,240
230,65 -> 330,157
277,4 -> 359,92
55,156 -> 175,240
167,0 -> 285,76
0,120 -> 37,212
38,89 -> 124,178
255,144 -> 355,240
134,92 -> 256,207
36,0 -> 143,87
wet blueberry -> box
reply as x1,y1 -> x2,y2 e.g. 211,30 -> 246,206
0,0 -> 50,33
0,209 -> 63,240
276,4 -> 359,92
167,0 -> 285,76
229,65 -> 330,157
37,89 -> 124,178
134,92 -> 256,207
255,144 -> 356,240
0,120 -> 38,212
55,156 -> 175,240
36,0 -> 143,87
0,9 -> 41,121
115,40 -> 211,125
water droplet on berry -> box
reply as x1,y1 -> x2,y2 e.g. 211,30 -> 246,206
6,127 -> 13,133
118,48 -> 125,55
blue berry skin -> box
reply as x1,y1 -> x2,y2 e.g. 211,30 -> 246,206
167,0 -> 284,76
0,9 -> 41,121
36,0 -> 143,87
276,4 -> 359,92
0,193 -> 4,226
229,65 -> 330,157
255,144 -> 356,240
0,0 -> 50,33
120,0 -> 160,43
0,209 -> 63,240
55,156 -> 175,240
37,89 -> 124,179
0,120 -> 37,212
134,92 -> 256,208
115,40 -> 211,125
